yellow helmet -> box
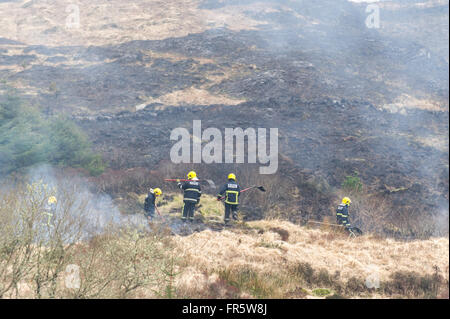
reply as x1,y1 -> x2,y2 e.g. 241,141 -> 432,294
154,188 -> 162,196
342,197 -> 351,205
187,171 -> 197,179
228,173 -> 236,180
48,196 -> 57,204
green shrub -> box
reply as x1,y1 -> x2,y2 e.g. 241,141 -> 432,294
341,172 -> 363,192
312,288 -> 331,297
84,154 -> 107,176
0,93 -> 105,176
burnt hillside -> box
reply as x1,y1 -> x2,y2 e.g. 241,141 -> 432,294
0,0 -> 448,234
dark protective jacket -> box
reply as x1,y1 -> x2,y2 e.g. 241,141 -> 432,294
218,180 -> 241,205
144,191 -> 156,211
178,180 -> 202,203
336,203 -> 350,226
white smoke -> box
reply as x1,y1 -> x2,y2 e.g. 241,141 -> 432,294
26,164 -> 150,240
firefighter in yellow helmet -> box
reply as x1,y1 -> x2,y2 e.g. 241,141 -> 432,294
144,188 -> 162,221
336,197 -> 352,230
177,171 -> 201,222
217,173 -> 241,224
45,196 -> 58,227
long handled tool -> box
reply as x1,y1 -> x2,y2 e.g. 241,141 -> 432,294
165,179 -> 216,188
149,203 -> 178,235
307,220 -> 363,237
155,203 -> 162,217
307,220 -> 343,227
218,185 -> 266,201
241,185 -> 266,193
153,203 -> 172,225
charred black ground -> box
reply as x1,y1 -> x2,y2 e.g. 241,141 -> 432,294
0,0 -> 448,236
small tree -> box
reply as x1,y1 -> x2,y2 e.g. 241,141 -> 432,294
341,171 -> 363,193
0,90 -> 106,176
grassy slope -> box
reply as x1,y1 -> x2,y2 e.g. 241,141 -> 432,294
136,193 -> 449,298
173,220 -> 449,298
3,192 -> 448,299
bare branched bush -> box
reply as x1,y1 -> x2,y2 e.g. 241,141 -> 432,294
334,187 -> 447,239
0,175 -> 175,299
66,225 -> 175,298
0,180 -> 87,298
338,190 -> 392,235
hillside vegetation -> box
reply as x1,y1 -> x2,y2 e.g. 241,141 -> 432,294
173,218 -> 449,299
0,0 -> 448,234
0,0 -> 448,300
0,90 -> 105,176
0,180 -> 448,299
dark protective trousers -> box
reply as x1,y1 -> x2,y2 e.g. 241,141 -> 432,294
144,206 -> 155,219
225,203 -> 238,223
337,215 -> 350,227
337,215 -> 356,235
182,201 -> 196,221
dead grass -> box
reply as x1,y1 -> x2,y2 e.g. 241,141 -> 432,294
172,219 -> 449,298
143,87 -> 245,108
382,94 -> 448,113
0,0 -> 269,47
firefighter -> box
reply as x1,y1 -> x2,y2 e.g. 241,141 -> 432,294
217,173 -> 241,224
144,188 -> 162,221
336,197 -> 352,231
177,171 -> 201,222
45,196 -> 58,227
